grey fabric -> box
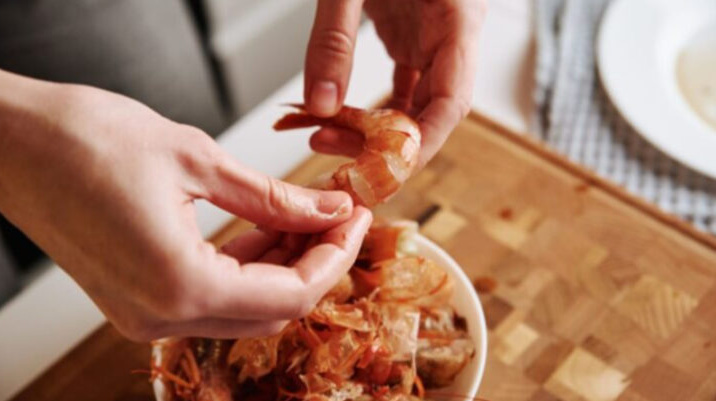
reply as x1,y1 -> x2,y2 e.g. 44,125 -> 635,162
0,0 -> 228,135
534,0 -> 716,234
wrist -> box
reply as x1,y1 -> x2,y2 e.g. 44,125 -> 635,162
0,70 -> 74,213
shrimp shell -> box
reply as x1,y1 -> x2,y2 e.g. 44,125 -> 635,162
150,220 -> 476,401
273,105 -> 421,207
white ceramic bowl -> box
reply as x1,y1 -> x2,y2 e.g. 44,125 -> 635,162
152,233 -> 488,401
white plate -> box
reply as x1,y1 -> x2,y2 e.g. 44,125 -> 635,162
597,0 -> 716,178
153,233 -> 488,401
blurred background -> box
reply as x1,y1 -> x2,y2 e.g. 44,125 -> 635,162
0,0 -> 320,305
201,0 -> 317,116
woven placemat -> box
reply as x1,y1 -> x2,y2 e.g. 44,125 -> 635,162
534,0 -> 716,234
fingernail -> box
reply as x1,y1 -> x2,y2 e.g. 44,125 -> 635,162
309,81 -> 338,117
318,192 -> 352,218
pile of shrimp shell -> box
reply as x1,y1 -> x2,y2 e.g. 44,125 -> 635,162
152,220 -> 475,401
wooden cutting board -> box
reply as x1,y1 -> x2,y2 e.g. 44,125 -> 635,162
10,113 -> 716,401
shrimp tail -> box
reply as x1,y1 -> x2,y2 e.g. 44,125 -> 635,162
273,113 -> 325,130
273,104 -> 325,130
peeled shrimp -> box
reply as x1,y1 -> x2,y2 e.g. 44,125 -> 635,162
274,105 -> 422,207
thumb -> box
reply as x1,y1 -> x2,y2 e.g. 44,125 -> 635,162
202,156 -> 353,233
304,0 -> 364,117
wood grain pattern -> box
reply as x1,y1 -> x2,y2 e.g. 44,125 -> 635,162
10,114 -> 716,401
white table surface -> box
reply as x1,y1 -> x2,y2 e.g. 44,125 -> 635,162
0,3 -> 532,399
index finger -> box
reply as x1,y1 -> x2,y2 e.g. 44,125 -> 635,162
204,207 -> 372,321
304,0 -> 365,117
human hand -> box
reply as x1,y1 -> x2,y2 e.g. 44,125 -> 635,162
303,0 -> 486,168
0,71 -> 373,341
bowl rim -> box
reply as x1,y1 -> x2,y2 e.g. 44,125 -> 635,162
152,232 -> 489,401
411,233 -> 488,399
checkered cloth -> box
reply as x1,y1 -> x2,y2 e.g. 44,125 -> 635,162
534,0 -> 716,234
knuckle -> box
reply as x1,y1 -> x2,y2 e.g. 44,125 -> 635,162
264,177 -> 291,219
313,28 -> 354,61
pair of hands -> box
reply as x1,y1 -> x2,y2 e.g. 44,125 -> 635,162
306,0 -> 484,168
0,0 -> 484,341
